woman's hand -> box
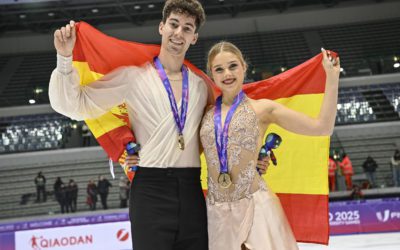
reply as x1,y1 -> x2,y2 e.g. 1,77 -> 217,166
257,156 -> 271,175
321,48 -> 340,80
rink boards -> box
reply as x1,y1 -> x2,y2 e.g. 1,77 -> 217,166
0,198 -> 399,250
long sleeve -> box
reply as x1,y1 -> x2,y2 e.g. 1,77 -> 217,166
49,54 -> 131,121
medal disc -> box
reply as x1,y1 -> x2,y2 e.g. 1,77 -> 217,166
218,173 -> 232,189
178,134 -> 185,150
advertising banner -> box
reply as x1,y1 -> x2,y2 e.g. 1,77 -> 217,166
329,198 -> 400,234
0,213 -> 129,234
0,232 -> 14,250
1,198 -> 399,249
15,221 -> 131,250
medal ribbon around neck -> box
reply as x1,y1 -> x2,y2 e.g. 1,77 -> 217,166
214,90 -> 245,174
154,56 -> 189,144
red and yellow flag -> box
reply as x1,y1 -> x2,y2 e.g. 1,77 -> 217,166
73,21 -> 330,244
247,53 -> 330,245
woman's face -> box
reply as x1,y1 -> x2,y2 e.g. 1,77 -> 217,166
210,51 -> 246,96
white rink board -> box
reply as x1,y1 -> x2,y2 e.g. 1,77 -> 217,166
15,221 -> 132,250
299,232 -> 400,250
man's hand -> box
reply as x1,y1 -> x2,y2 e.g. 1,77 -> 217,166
257,156 -> 271,175
54,20 -> 76,57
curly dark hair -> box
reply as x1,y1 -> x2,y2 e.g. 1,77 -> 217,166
162,0 -> 206,32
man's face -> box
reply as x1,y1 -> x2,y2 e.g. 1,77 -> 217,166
159,12 -> 198,56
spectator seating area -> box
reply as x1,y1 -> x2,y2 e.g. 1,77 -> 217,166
319,18 -> 400,76
0,122 -> 399,220
0,82 -> 398,155
330,122 -> 400,189
0,55 -> 8,70
336,83 -> 400,125
187,18 -> 400,79
0,53 -> 55,107
0,16 -> 400,220
0,113 -> 71,154
1,18 -> 400,106
0,148 -> 125,220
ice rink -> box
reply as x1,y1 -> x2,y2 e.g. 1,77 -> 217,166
299,232 -> 400,250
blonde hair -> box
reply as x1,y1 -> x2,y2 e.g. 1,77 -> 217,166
207,41 -> 247,77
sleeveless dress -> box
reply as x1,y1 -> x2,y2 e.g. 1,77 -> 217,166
200,96 -> 299,250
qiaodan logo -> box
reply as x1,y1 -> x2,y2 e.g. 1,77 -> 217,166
29,234 -> 93,249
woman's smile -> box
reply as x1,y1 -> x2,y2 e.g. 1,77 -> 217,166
222,77 -> 236,85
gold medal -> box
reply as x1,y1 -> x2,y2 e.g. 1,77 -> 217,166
178,134 -> 185,150
218,173 -> 232,189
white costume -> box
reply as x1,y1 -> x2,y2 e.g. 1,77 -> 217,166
49,54 -> 208,168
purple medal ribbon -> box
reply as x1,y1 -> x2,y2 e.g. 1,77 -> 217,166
154,57 -> 189,139
214,90 -> 245,174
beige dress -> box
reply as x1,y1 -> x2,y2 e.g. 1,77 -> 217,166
200,96 -> 299,250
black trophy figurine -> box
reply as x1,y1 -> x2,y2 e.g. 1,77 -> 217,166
126,141 -> 141,173
257,133 -> 282,174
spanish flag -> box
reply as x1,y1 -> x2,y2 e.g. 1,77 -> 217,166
246,54 -> 331,245
72,21 -> 330,244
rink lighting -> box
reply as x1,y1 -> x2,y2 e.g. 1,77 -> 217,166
394,63 -> 400,68
340,67 -> 344,72
19,14 -> 26,19
34,88 -> 43,94
29,99 -> 36,104
91,9 -> 99,13
134,5 -> 141,10
148,4 -> 155,8
48,12 -> 54,17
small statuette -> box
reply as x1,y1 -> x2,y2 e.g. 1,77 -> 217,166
218,173 -> 232,189
178,134 -> 185,150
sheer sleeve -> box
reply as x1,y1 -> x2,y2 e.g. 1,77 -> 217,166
49,54 -> 131,121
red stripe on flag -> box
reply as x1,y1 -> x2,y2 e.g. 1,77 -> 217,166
277,193 -> 329,245
73,22 -> 160,74
73,22 -> 336,100
73,22 -> 218,104
96,126 -> 135,161
244,52 -> 337,100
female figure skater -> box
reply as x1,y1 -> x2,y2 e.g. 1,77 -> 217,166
200,42 -> 340,250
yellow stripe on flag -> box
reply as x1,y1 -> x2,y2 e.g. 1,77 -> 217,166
265,93 -> 329,195
72,61 -> 128,139
72,61 -> 104,85
200,153 -> 208,189
85,112 -> 127,138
